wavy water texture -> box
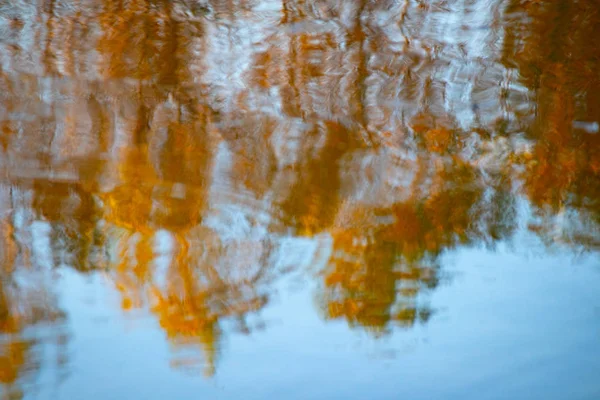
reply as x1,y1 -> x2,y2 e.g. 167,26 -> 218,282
0,0 -> 599,398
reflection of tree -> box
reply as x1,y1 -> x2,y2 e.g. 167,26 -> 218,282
150,230 -> 272,376
0,190 -> 68,399
95,4 -> 274,366
277,121 -> 363,236
320,149 -> 496,332
323,226 -> 432,333
103,220 -> 275,376
100,110 -> 220,375
0,0 -> 599,394
0,286 -> 67,400
0,340 -> 33,400
98,0 -> 193,86
32,181 -> 103,272
503,0 -> 600,246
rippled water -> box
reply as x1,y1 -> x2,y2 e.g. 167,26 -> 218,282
0,0 -> 599,399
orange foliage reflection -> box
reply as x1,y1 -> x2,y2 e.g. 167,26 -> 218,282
0,0 -> 598,395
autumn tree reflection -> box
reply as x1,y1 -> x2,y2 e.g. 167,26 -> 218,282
0,186 -> 68,400
319,132 -> 500,332
148,228 -> 273,376
503,0 -> 600,247
277,121 -> 364,236
0,0 -> 599,394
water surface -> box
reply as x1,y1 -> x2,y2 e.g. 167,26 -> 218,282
0,0 -> 599,399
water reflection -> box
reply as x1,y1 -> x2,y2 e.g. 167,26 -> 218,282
0,186 -> 69,399
0,0 -> 599,397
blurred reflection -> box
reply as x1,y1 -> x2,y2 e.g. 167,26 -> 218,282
502,0 -> 600,248
0,0 -> 599,395
0,186 -> 68,399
